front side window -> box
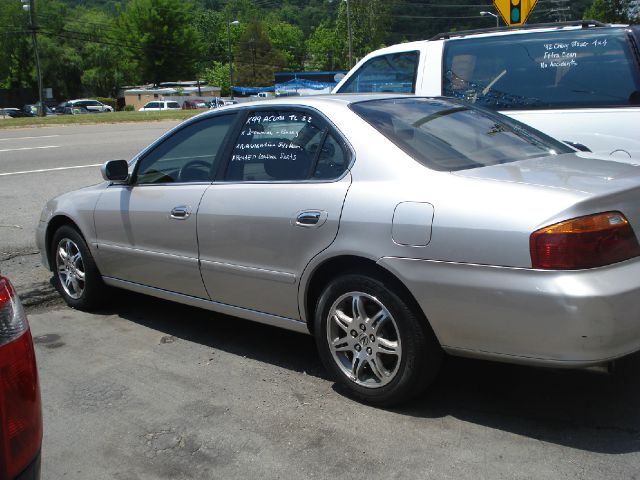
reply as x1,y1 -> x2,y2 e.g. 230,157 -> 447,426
443,28 -> 640,110
351,97 -> 572,171
135,114 -> 236,184
337,51 -> 419,93
225,110 -> 348,181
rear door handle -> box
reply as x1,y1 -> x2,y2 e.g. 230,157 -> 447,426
295,210 -> 327,228
170,205 -> 192,220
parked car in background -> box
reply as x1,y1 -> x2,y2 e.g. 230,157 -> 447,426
0,274 -> 42,480
0,108 -> 35,118
334,21 -> 640,158
37,94 -> 640,406
67,99 -> 114,112
139,100 -> 182,111
23,104 -> 56,116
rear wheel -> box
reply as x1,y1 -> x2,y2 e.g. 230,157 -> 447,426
314,273 -> 442,406
52,225 -> 106,311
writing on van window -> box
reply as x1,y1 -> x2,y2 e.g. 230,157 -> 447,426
539,37 -> 610,69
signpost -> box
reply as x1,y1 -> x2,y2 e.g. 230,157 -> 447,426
492,0 -> 538,26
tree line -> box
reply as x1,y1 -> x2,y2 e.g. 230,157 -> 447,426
0,0 -> 631,102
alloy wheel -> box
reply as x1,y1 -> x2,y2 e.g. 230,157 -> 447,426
326,291 -> 402,388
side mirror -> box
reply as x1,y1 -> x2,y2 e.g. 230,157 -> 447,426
101,159 -> 129,182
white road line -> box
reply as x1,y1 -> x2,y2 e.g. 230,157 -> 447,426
0,145 -> 61,153
0,135 -> 60,142
0,163 -> 101,177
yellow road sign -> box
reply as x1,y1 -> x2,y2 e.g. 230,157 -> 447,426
493,0 -> 539,26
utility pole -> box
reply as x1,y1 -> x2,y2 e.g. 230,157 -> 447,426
22,0 -> 44,116
345,0 -> 353,68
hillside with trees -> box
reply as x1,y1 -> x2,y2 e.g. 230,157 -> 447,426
0,0 -> 629,102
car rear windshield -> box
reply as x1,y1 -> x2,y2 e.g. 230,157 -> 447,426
442,28 -> 640,110
350,97 -> 572,171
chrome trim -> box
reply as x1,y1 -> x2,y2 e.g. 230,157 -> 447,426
102,277 -> 310,334
199,259 -> 297,284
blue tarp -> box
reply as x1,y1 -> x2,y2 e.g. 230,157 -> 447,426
231,85 -> 275,94
231,78 -> 336,95
275,78 -> 337,91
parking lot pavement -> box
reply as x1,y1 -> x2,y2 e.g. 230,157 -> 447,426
30,290 -> 640,480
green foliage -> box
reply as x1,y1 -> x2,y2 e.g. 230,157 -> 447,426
583,0 -> 631,22
202,61 -> 231,96
234,21 -> 286,87
116,0 -> 204,85
336,0 -> 394,67
267,22 -> 305,71
123,104 -> 135,111
95,96 -> 116,108
306,22 -> 344,71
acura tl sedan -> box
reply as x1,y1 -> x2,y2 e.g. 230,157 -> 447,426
36,95 -> 640,406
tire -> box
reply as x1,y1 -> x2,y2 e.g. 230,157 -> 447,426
314,273 -> 442,407
51,225 -> 106,311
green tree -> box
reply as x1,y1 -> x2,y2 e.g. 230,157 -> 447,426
234,21 -> 286,87
266,21 -> 305,71
306,22 -> 344,70
336,0 -> 394,67
0,2 -> 32,91
583,0 -> 631,22
202,61 -> 231,96
116,0 -> 204,85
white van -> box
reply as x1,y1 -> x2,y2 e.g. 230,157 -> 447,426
334,21 -> 640,158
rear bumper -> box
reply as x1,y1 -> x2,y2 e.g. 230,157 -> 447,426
15,450 -> 40,480
378,256 -> 640,367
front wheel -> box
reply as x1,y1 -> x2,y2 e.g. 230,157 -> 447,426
314,274 -> 442,407
52,225 -> 106,311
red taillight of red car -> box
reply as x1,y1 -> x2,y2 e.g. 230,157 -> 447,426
0,275 -> 42,479
530,211 -> 640,270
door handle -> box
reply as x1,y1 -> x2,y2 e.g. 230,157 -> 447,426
296,211 -> 322,227
170,205 -> 192,220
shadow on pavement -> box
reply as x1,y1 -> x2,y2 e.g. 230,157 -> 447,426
94,288 -> 640,455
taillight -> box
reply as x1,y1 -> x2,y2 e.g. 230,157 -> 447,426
0,276 -> 42,479
530,212 -> 640,270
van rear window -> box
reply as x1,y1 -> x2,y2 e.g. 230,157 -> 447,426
442,29 -> 640,110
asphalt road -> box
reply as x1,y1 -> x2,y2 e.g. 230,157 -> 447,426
2,122 -> 640,479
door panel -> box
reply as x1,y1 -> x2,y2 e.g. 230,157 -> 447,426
95,184 -> 210,298
198,176 -> 351,319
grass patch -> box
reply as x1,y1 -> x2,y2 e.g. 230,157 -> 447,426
0,110 -> 203,129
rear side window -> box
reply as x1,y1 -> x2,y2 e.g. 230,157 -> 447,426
443,29 -> 640,110
225,110 -> 348,181
338,51 -> 419,93
168,102 -> 181,109
351,97 -> 572,171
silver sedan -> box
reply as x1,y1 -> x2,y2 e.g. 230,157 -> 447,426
36,95 -> 640,406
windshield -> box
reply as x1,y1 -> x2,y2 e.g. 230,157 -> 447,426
442,28 -> 640,110
350,97 -> 572,171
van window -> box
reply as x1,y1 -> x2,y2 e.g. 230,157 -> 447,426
442,29 -> 640,110
338,51 -> 419,93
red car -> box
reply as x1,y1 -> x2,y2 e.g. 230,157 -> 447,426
0,275 -> 42,480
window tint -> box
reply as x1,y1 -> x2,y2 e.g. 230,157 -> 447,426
226,111 -> 325,181
312,133 -> 348,179
443,29 -> 640,110
351,97 -> 572,171
136,114 -> 236,184
338,51 -> 419,93
168,102 -> 181,109
145,102 -> 158,108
